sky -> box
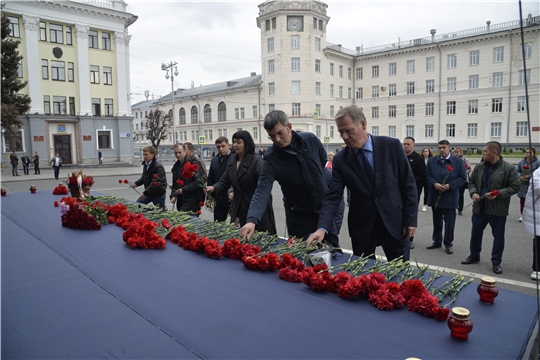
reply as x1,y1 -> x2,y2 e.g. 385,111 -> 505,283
125,0 -> 539,105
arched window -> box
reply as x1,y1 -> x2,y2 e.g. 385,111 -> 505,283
218,102 -> 226,122
204,104 -> 212,123
179,108 -> 186,125
168,109 -> 173,124
191,106 -> 198,124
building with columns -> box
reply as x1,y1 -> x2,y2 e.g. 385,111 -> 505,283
146,0 -> 538,159
2,0 -> 137,167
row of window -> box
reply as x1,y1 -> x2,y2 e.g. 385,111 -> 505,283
40,60 -> 113,85
42,96 -> 113,116
264,16 -> 323,32
2,129 -> 114,152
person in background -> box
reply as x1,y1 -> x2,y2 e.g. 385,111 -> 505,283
454,146 -> 472,215
10,151 -> 19,176
207,137 -> 234,222
207,131 -> 276,233
421,147 -> 433,212
32,151 -> 40,174
522,166 -> 540,280
132,145 -> 167,208
403,137 -> 425,250
259,148 -> 265,158
326,152 -> 335,169
183,142 -> 207,178
50,153 -> 62,180
21,152 -> 30,175
169,143 -> 205,214
517,147 -> 539,222
98,150 -> 103,164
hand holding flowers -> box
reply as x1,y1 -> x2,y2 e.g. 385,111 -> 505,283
462,189 -> 500,211
520,165 -> 531,185
434,164 -> 453,209
119,179 -> 140,195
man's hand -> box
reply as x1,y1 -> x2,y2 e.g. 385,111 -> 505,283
132,183 -> 137,189
485,192 -> 498,200
239,222 -> 256,239
139,194 -> 146,201
228,192 -> 234,201
175,189 -> 183,195
170,197 -> 176,204
472,193 -> 481,202
403,226 -> 416,239
306,230 -> 326,248
205,186 -> 214,194
434,183 -> 449,192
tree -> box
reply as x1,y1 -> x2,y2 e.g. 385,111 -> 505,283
1,14 -> 31,149
140,109 -> 169,149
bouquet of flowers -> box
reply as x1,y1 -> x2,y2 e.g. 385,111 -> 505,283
521,165 -> 531,185
58,196 -> 108,230
434,165 -> 453,209
53,184 -> 69,195
181,162 -> 214,213
67,169 -> 94,186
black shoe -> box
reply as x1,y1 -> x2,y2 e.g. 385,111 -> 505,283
493,264 -> 503,274
458,211 -> 463,216
410,241 -> 415,249
426,242 -> 442,249
446,246 -> 453,254
461,256 -> 480,265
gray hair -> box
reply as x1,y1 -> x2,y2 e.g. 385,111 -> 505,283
335,105 -> 366,125
263,110 -> 289,131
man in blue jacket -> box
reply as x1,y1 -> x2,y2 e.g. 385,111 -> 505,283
207,137 -> 234,221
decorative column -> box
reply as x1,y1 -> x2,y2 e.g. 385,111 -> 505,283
75,24 -> 92,115
114,30 -> 129,116
21,15 -> 43,113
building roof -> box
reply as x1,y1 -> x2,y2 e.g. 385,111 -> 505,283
131,99 -> 157,109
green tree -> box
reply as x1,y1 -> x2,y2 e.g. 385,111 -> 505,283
140,109 -> 169,150
1,13 -> 31,146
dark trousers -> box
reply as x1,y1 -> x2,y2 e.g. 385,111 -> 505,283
53,165 -> 60,180
533,236 -> 540,271
22,163 -> 29,175
213,206 -> 229,222
422,183 -> 429,205
458,184 -> 467,212
285,209 -> 339,247
12,164 -> 18,176
469,213 -> 506,265
352,215 -> 409,262
34,163 -> 40,174
432,207 -> 456,248
137,193 -> 166,208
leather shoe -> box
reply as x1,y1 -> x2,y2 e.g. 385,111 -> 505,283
410,241 -> 415,249
445,246 -> 453,254
493,264 -> 503,274
458,211 -> 463,216
426,242 -> 442,249
461,256 -> 480,265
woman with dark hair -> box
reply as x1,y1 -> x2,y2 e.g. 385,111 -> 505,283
206,130 -> 276,234
421,147 -> 433,212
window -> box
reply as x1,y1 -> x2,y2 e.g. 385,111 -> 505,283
406,82 -> 415,95
446,124 -> 455,138
315,37 -> 321,51
330,126 -> 334,138
268,59 -> 274,74
371,107 -> 379,119
389,83 -> 396,96
330,84 -> 334,97
51,61 -> 65,81
101,32 -> 111,50
519,69 -> 531,85
201,104 -> 211,123
426,102 -> 434,116
330,63 -> 334,75
426,57 -> 434,71
180,108 -> 186,124
492,72 -> 503,87
447,77 -> 456,91
426,79 -> 435,93
468,123 -> 478,137
330,105 -> 334,117
104,99 -> 113,116
356,87 -> 363,99
516,121 -> 528,137
425,124 -> 434,138
493,46 -> 504,62
447,54 -> 457,68
291,35 -> 300,49
372,126 -> 379,136
268,37 -> 274,52
292,103 -> 301,116
347,87 -> 351,99
372,65 -> 379,78
406,125 -> 414,138
406,104 -> 415,117
339,65 -> 343,78
102,66 -> 112,85
89,30 -> 98,48
446,101 -> 456,115
3,129 -> 24,152
372,86 -> 379,98
388,126 -> 396,138
40,22 -> 47,41
268,82 -> 275,96
470,50 -> 479,65
267,104 -> 275,112
240,107 -> 245,119
253,127 -> 258,139
469,75 -> 479,89
492,98 -> 503,113
68,62 -> 74,82
66,26 -> 72,45
16,59 -> 22,78
407,60 -> 415,73
92,98 -> 101,116
44,95 -> 50,115
468,100 -> 478,114
316,125 -> 321,138
7,16 -> 20,37
90,65 -> 99,84
218,102 -> 226,122
315,82 -> 321,95
291,57 -> 300,71
520,42 -> 532,59
191,106 -> 198,123
389,105 -> 396,118
265,17 -> 276,31
389,62 -> 396,76
518,96 -> 527,112
315,59 -> 321,73
491,122 -> 502,137
348,67 -> 352,79
97,130 -> 112,149
356,67 -> 362,80
292,81 -> 300,94
339,86 -> 343,98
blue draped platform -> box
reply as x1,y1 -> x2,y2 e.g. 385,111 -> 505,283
2,192 -> 539,359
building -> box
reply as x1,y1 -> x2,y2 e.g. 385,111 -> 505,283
2,0 -> 137,167
139,0 -> 539,158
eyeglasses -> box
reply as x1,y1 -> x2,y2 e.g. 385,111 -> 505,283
268,127 -> 288,140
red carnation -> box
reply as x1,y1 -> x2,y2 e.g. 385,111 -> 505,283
176,179 -> 184,186
199,201 -> 204,207
124,179 -> 129,184
118,179 -> 122,184
153,181 -> 158,187
489,189 -> 500,197
54,201 -> 59,207
446,164 -> 453,172
153,174 -> 158,179
196,210 -> 201,215
523,165 -> 530,170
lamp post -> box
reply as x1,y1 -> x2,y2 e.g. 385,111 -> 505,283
191,97 -> 202,157
161,61 -> 178,145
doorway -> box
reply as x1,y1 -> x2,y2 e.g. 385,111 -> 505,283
53,135 -> 72,164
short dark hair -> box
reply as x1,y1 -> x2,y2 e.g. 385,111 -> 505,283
232,130 -> 255,154
526,147 -> 536,156
485,141 -> 502,155
215,136 -> 229,145
183,142 -> 195,152
404,136 -> 415,143
264,110 -> 289,131
438,139 -> 450,146
142,145 -> 157,155
335,105 -> 366,125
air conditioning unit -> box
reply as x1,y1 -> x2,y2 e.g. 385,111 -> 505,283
381,86 -> 387,91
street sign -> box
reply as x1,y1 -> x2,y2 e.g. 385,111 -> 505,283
198,136 -> 206,144
313,111 -> 319,120
324,136 -> 330,143
120,133 -> 131,138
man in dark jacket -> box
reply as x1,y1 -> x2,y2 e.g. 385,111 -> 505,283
170,143 -> 205,215
10,151 -> 19,176
207,137 -> 233,221
240,110 -> 338,246
132,145 -> 167,207
21,152 -> 31,175
403,136 -> 425,249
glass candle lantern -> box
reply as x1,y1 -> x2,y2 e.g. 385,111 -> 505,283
30,185 -> 37,194
477,277 -> 499,304
448,307 -> 473,340
1,187 -> 6,196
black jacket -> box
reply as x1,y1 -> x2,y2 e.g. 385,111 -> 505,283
21,155 -> 30,166
207,150 -> 234,208
407,151 -> 426,192
134,159 -> 167,197
170,156 -> 205,212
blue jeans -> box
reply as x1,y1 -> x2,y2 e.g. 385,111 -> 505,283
136,193 -> 166,208
469,213 -> 507,265
431,207 -> 456,248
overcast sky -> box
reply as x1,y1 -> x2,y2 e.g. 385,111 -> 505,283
126,0 -> 539,105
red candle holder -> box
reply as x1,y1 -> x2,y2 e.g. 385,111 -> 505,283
448,307 -> 473,341
477,277 -> 499,304
30,185 -> 37,194
1,187 -> 6,196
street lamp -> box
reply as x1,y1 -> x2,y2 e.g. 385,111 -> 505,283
161,61 -> 179,144
191,97 -> 202,157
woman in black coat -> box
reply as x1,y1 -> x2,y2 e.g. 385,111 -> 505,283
206,131 -> 276,234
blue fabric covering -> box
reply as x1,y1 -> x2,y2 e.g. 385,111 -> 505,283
2,192 -> 538,359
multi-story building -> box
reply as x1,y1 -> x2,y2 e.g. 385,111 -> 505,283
143,0 -> 538,158
2,0 -> 137,167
